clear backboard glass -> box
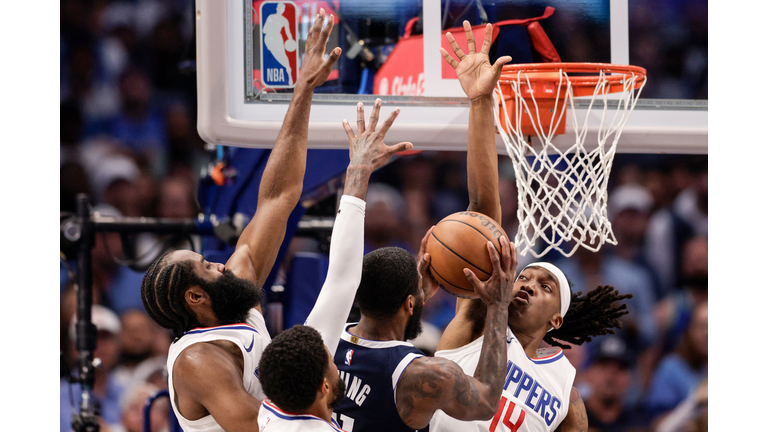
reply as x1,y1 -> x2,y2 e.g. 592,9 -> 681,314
196,0 -> 707,152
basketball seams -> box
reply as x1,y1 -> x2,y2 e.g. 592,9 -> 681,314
429,264 -> 475,298
430,231 -> 492,278
439,219 -> 502,256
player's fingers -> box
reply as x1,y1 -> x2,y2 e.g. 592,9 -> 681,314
356,102 -> 366,135
487,241 -> 503,274
320,12 -> 334,41
323,47 -> 341,70
419,226 -> 435,255
342,119 -> 355,141
445,32 -> 465,60
377,107 -> 400,136
507,236 -> 518,276
492,55 -> 513,76
368,98 -> 381,131
386,141 -> 414,156
439,48 -> 459,69
499,236 -> 512,272
480,23 -> 493,54
308,11 -> 322,43
464,268 -> 483,290
463,21 -> 475,54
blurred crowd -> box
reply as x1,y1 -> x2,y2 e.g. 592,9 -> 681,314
60,1 -> 707,432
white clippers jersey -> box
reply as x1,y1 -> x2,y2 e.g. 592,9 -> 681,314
429,328 -> 575,432
258,400 -> 347,432
167,309 -> 272,432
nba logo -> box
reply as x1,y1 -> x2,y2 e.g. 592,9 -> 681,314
259,1 -> 299,88
345,349 -> 354,366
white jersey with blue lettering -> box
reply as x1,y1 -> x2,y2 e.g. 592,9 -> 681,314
429,327 -> 575,432
258,400 -> 347,432
167,309 -> 271,432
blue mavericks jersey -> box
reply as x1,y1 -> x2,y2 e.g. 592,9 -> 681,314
332,323 -> 424,432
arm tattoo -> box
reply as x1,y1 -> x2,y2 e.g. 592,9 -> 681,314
343,166 -> 372,200
556,387 -> 588,432
473,305 -> 508,400
396,358 -> 480,422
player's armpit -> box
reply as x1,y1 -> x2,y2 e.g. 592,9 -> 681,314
555,387 -> 588,432
173,342 -> 262,432
396,356 -> 496,430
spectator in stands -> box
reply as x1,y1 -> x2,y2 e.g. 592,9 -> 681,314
645,301 -> 708,423
396,153 -> 436,249
430,152 -> 469,219
157,173 -> 198,220
552,236 -> 658,350
109,66 -> 168,177
165,101 -> 208,174
580,336 -> 647,432
655,236 -> 708,354
113,309 -> 171,389
644,160 -> 706,295
89,204 -> 146,316
90,154 -> 142,217
364,183 -> 413,254
655,380 -> 707,432
115,382 -> 170,432
61,305 -> 126,432
608,183 -> 664,300
672,167 -> 707,237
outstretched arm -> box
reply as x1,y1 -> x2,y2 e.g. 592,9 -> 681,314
555,387 -> 588,432
305,100 -> 412,355
437,21 -> 512,350
226,9 -> 342,287
441,21 -> 510,223
396,236 -> 517,429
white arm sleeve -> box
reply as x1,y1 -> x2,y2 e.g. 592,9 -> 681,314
304,194 -> 365,355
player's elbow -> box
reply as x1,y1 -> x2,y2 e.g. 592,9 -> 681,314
473,399 -> 498,420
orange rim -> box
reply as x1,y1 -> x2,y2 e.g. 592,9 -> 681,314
498,62 -> 647,94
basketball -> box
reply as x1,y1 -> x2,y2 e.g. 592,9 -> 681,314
426,211 -> 509,299
284,39 -> 297,52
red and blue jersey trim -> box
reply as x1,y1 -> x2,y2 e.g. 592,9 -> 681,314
185,323 -> 259,335
528,349 -> 564,365
263,401 -> 344,431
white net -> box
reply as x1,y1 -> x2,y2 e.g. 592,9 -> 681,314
493,66 -> 646,258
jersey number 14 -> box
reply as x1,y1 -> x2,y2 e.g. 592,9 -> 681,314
490,396 -> 526,432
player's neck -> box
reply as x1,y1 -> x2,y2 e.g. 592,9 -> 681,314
303,399 -> 334,424
508,324 -> 546,359
350,315 -> 405,341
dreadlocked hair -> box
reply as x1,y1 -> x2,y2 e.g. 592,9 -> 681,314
544,285 -> 633,350
141,252 -> 202,340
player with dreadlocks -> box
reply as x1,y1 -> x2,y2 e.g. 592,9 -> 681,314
424,22 -> 633,432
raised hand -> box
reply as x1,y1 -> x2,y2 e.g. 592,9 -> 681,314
439,21 -> 512,101
417,226 -> 439,303
343,99 -> 413,171
298,8 -> 342,89
464,236 -> 517,307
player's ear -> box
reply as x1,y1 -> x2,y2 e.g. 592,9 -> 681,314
320,376 -> 331,397
185,286 -> 208,306
405,294 -> 416,315
549,313 -> 563,331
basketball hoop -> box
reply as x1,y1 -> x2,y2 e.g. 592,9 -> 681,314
492,62 -> 647,258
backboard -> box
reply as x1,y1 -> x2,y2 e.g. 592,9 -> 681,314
196,0 -> 707,154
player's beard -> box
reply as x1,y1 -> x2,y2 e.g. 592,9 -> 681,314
330,374 -> 346,408
403,300 -> 424,341
199,269 -> 263,325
